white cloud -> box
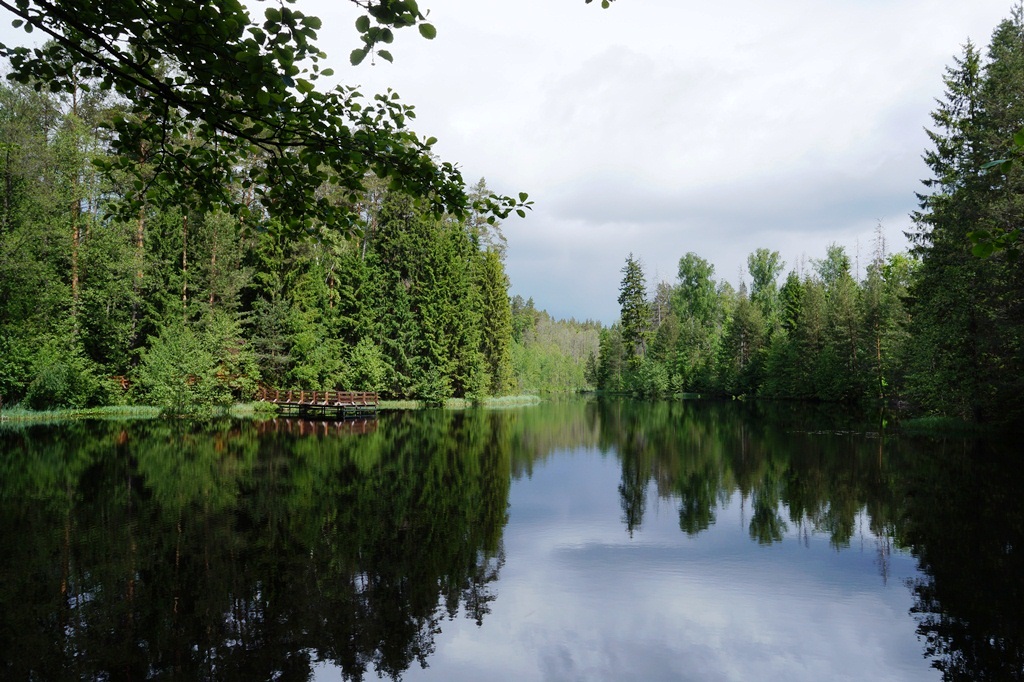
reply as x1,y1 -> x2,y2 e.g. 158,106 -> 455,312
309,0 -> 1012,323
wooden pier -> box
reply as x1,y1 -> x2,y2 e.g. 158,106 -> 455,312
258,387 -> 379,419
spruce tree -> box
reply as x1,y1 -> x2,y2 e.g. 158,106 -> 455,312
908,25 -> 1024,423
617,254 -> 651,370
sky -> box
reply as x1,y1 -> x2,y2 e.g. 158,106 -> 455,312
1,1 -> 1016,324
306,0 -> 1014,323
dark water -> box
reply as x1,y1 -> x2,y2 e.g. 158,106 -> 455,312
0,400 -> 1021,681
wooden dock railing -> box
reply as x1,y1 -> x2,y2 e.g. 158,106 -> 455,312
258,387 -> 379,417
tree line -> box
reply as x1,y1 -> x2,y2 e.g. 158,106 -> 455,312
596,7 -> 1024,427
0,65 -> 597,412
597,241 -> 912,403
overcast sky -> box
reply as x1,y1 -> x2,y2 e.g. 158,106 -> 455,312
3,1 -> 1014,323
307,0 -> 1013,323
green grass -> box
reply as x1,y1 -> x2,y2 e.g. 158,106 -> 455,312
226,401 -> 281,418
0,395 -> 544,424
898,414 -> 985,436
379,395 -> 543,411
0,403 -> 162,425
0,401 -> 284,424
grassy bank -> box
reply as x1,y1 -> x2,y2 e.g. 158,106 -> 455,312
380,394 -> 543,411
0,395 -> 545,424
897,415 -> 988,436
0,402 -> 278,424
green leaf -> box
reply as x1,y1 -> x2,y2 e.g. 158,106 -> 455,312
518,192 -> 529,202
418,23 -> 437,39
378,49 -> 393,63
972,241 -> 996,258
355,15 -> 370,33
296,78 -> 314,94
350,48 -> 367,66
516,209 -> 526,218
1013,128 -> 1024,148
425,136 -> 437,146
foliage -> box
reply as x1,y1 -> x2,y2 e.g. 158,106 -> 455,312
588,3 -> 1024,426
906,10 -> 1024,426
595,244 -> 917,406
617,254 -> 651,369
0,66 -> 540,407
135,321 -> 220,415
23,333 -> 107,410
510,298 -> 601,394
0,0 -> 531,235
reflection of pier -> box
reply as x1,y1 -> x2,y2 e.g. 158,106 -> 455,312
258,388 -> 379,418
256,418 -> 379,437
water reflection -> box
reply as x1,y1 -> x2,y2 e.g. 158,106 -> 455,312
0,400 -> 1021,680
900,439 -> 1024,681
594,399 -> 1024,681
596,400 -> 901,549
0,411 -> 509,681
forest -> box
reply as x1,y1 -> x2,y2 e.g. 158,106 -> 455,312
595,10 -> 1024,428
0,0 -> 603,413
0,77 -> 598,411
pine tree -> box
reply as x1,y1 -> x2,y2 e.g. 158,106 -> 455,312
476,249 -> 514,395
907,26 -> 1024,423
617,254 -> 651,370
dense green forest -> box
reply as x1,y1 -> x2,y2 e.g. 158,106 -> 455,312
0,0 -> 607,413
596,10 -> 1024,427
0,75 -> 597,411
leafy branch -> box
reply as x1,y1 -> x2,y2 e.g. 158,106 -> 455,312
0,0 -> 533,235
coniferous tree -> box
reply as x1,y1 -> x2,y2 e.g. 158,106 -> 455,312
907,27 -> 1024,423
617,254 -> 651,370
476,249 -> 514,395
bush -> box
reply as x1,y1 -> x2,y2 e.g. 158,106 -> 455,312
417,366 -> 453,406
135,322 -> 218,415
24,336 -> 106,410
343,337 -> 390,393
629,357 -> 669,398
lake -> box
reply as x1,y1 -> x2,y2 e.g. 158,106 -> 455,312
0,399 -> 1021,681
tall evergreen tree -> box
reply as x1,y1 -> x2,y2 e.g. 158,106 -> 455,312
476,249 -> 514,395
908,25 -> 1024,424
617,254 -> 651,369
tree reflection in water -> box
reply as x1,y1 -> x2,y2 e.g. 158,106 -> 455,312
0,399 -> 1022,680
0,409 -> 510,681
597,399 -> 1024,680
900,438 -> 1024,681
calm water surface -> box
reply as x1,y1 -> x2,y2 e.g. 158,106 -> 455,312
1,399 -> 1021,681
